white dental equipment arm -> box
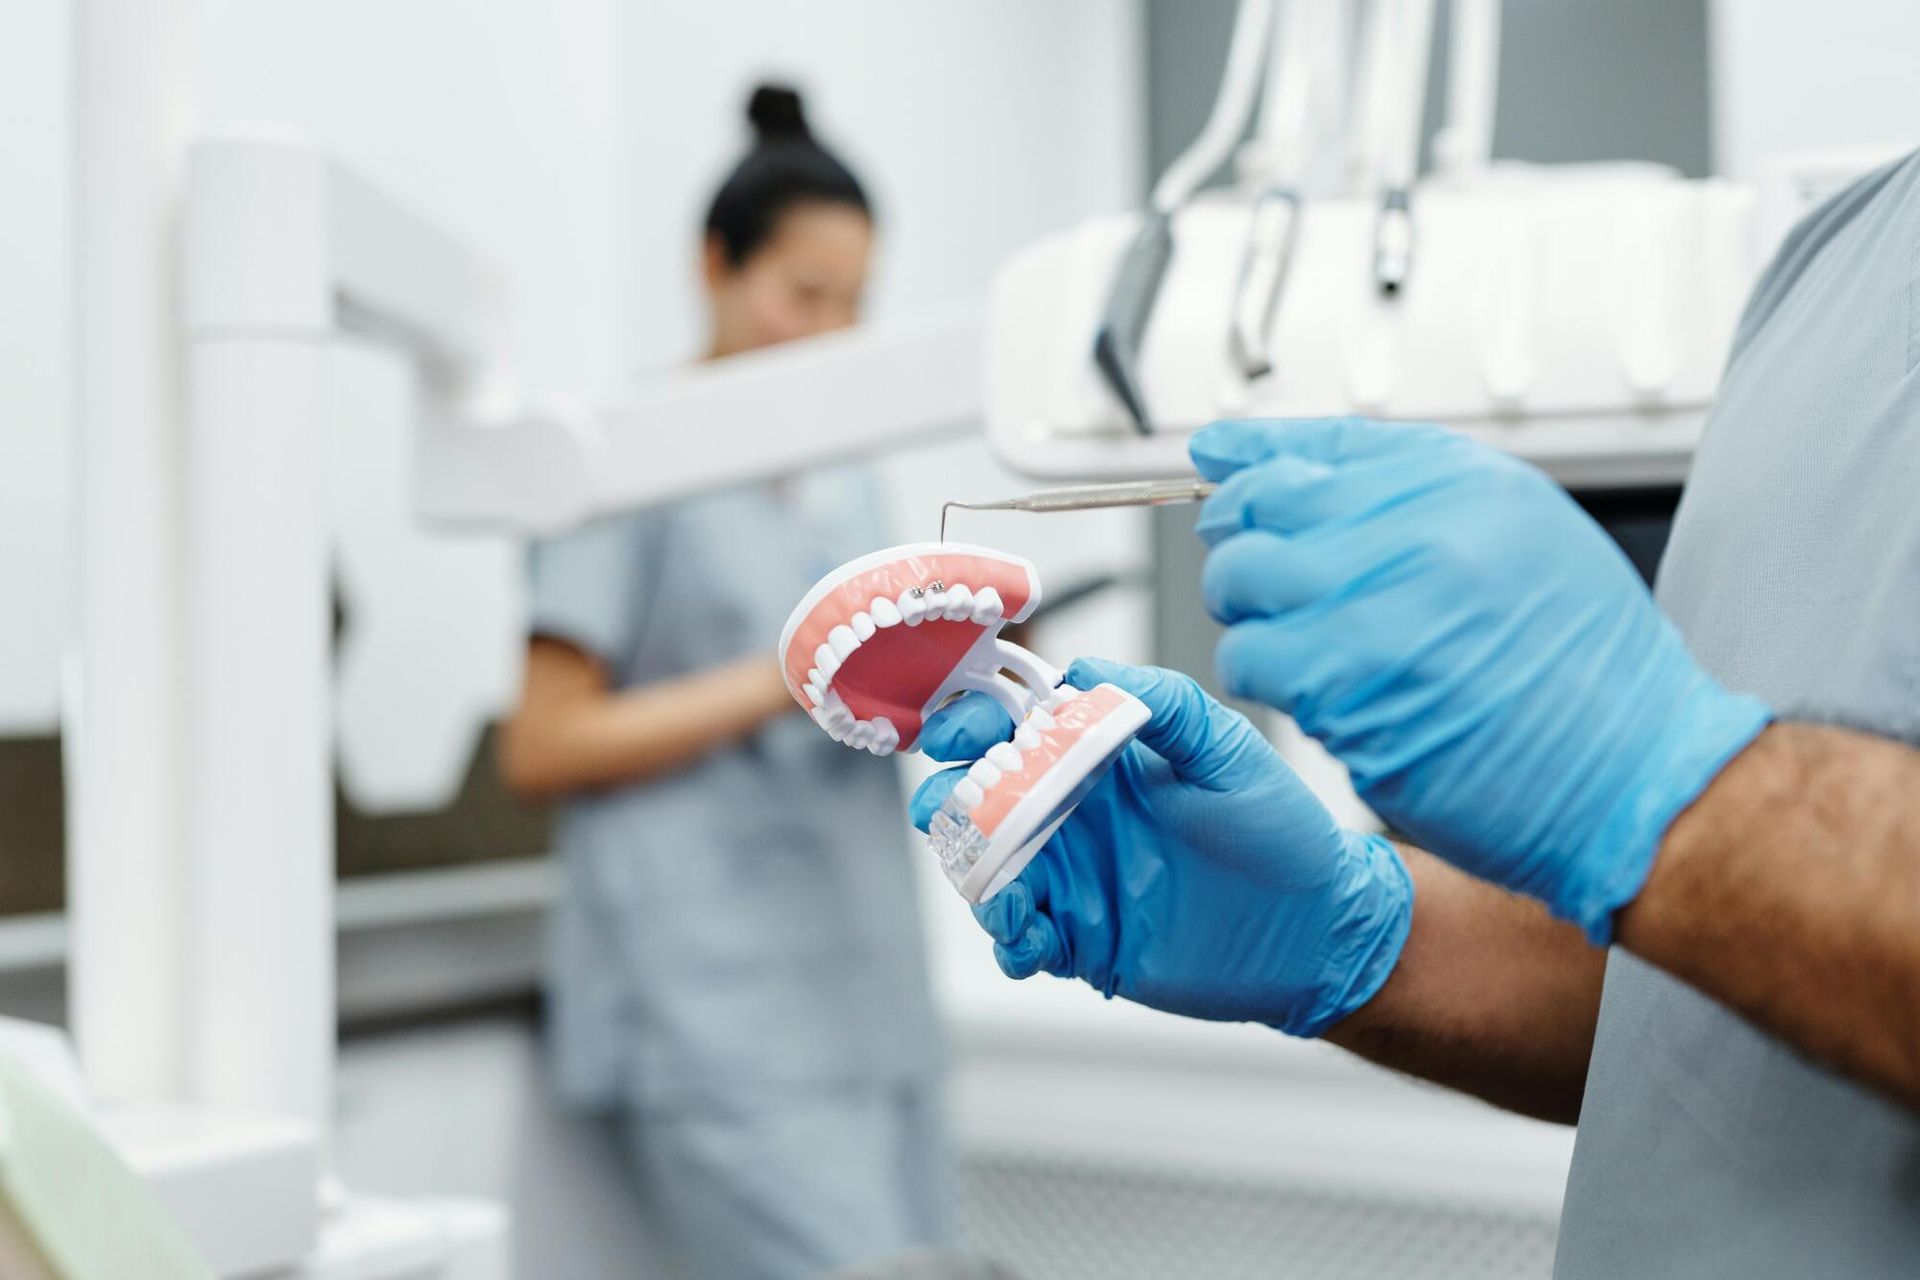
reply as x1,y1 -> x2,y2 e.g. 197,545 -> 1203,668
1095,0 -> 1277,430
1228,0 -> 1315,379
168,128 -> 988,1124
1433,0 -> 1501,180
1227,0 -> 1393,379
1355,0 -> 1436,294
987,0 -> 1781,491
1153,0 -> 1279,215
1097,0 -> 1460,416
420,307 -> 982,534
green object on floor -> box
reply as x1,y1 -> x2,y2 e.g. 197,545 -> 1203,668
0,1055 -> 212,1279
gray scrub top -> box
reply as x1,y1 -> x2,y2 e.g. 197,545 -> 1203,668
1554,154 -> 1920,1275
529,466 -> 944,1115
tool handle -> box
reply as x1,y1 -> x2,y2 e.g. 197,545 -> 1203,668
1021,479 -> 1218,512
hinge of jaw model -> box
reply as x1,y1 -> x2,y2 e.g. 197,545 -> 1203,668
780,542 -> 1148,903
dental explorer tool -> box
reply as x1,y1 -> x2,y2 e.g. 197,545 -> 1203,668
941,477 -> 1219,541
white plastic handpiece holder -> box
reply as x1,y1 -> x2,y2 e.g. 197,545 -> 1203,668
779,542 -> 1148,901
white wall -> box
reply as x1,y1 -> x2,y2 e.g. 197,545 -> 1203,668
1710,0 -> 1920,178
195,0 -> 638,398
0,0 -> 640,737
622,2 -> 1143,364
0,1 -> 73,729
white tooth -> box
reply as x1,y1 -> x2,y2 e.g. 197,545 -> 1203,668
1025,706 -> 1056,731
869,717 -> 898,754
942,584 -> 974,620
828,625 -> 859,660
1043,687 -> 1074,711
921,587 -> 946,616
807,668 -> 823,689
815,643 -> 840,677
851,612 -> 876,641
971,587 -> 1004,623
870,596 -> 902,627
986,742 -> 1024,773
806,685 -> 825,708
967,759 -> 1003,789
1012,724 -> 1043,752
849,722 -> 875,748
900,592 -> 928,626
953,779 -> 986,810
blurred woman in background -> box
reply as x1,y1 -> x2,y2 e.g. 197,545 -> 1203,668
502,84 -> 951,1280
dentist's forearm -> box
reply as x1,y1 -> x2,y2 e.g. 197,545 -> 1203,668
1616,723 -> 1920,1110
1323,847 -> 1606,1124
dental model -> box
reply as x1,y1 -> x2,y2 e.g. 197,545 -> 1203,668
780,542 -> 1148,902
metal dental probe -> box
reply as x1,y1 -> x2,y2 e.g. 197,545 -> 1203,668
940,477 -> 1219,541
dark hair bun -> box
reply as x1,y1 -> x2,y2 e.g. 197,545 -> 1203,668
707,82 -> 867,265
747,84 -> 810,143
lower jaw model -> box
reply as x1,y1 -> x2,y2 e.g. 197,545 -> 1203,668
779,542 -> 1148,903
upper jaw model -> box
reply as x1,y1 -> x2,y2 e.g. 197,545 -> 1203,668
780,542 -> 1148,903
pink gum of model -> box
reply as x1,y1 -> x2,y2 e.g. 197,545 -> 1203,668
966,684 -> 1133,837
781,542 -> 1152,902
779,544 -> 1041,753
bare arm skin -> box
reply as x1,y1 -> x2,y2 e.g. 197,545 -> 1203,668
500,637 -> 796,799
1616,722 -> 1920,1109
1326,723 -> 1920,1121
1324,847 -> 1606,1124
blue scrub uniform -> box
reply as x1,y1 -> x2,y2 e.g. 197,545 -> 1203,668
1554,154 -> 1920,1274
528,466 -> 952,1279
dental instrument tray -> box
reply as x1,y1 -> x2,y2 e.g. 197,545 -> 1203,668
986,176 -> 1758,489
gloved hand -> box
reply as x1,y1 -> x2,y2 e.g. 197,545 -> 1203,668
911,657 -> 1411,1038
1192,418 -> 1772,943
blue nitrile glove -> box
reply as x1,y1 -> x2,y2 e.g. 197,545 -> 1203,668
1192,418 -> 1772,943
911,657 -> 1412,1039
